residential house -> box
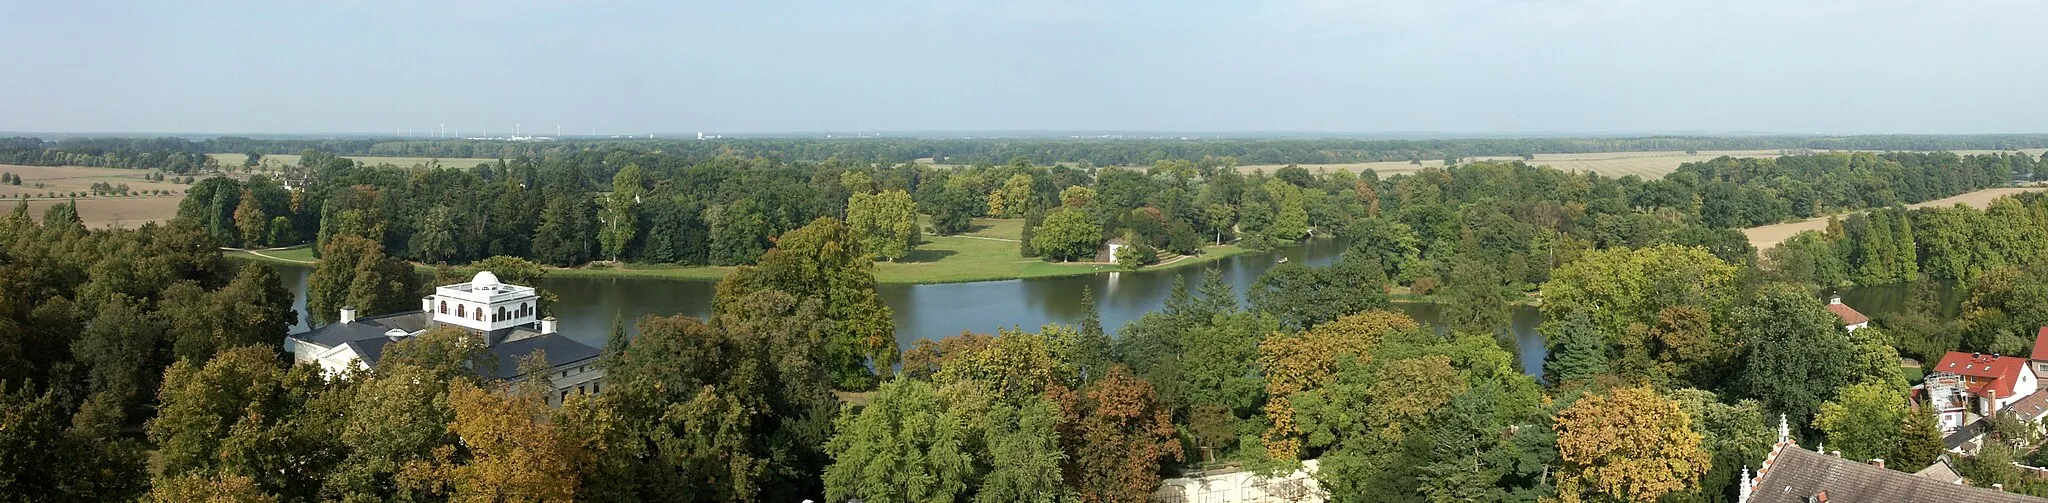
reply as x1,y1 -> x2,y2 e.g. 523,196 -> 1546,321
1924,351 -> 2038,431
1826,296 -> 1868,332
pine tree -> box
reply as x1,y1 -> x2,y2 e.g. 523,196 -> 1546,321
1894,406 -> 1944,470
1197,267 -> 1237,315
1544,311 -> 1610,385
1891,209 -> 1917,282
1072,286 -> 1111,383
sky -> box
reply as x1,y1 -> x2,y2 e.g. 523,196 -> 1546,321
3,0 -> 2045,136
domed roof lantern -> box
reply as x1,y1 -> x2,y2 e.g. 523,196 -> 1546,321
472,271 -> 500,290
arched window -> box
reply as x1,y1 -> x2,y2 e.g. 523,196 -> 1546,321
439,301 -> 448,314
474,310 -> 483,321
520,303 -> 530,317
456,304 -> 465,317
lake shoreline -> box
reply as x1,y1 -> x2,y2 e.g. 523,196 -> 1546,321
225,239 -> 1266,286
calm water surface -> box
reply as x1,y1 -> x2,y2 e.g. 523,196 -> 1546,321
274,238 -> 1559,377
272,244 -> 1958,381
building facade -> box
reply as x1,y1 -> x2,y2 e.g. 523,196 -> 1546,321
286,271 -> 604,405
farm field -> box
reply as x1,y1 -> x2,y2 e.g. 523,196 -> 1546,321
1743,186 -> 2048,250
208,153 -> 501,169
1236,148 -> 2048,180
0,164 -> 188,227
1236,149 -> 1791,179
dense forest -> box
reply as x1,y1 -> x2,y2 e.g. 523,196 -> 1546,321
10,196 -> 2048,501
7,136 -> 2048,501
5,133 -> 2048,173
154,142 -> 2037,305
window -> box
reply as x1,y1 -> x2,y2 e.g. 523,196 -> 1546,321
456,304 -> 465,317
578,384 -> 587,395
591,381 -> 600,394
498,307 -> 508,321
439,301 -> 447,314
474,310 -> 482,321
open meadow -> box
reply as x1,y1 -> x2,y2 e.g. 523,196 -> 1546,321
0,164 -> 187,227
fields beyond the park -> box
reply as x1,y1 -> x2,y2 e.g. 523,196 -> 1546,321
0,164 -> 187,227
1236,148 -> 2048,179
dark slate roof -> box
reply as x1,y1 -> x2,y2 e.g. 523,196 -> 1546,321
487,333 -> 601,380
292,311 -> 435,348
1945,418 -> 1987,451
291,310 -> 600,380
343,337 -> 398,367
1750,446 -> 2047,503
1913,454 -> 1965,485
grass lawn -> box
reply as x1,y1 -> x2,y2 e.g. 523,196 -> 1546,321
227,217 -> 1257,284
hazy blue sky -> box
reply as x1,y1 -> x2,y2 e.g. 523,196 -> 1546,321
4,1 -> 2044,135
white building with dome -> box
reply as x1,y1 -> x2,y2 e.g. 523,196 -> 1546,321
286,271 -> 604,405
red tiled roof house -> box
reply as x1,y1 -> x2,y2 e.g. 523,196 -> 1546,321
1927,351 -> 2040,431
1826,296 -> 1868,332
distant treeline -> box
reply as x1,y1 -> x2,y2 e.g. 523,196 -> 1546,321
168,142 -> 2034,323
7,134 -> 2048,171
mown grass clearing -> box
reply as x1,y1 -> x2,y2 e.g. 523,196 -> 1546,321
230,217 -> 1252,284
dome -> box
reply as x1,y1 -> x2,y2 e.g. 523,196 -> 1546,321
471,271 -> 500,289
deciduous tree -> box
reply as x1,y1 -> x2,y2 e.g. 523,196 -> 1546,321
1057,367 -> 1180,503
1553,387 -> 1710,503
823,379 -> 973,503
847,189 -> 919,261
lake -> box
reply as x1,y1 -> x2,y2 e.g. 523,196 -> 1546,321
273,238 -> 1539,378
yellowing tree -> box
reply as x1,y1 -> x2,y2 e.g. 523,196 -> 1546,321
399,381 -> 584,503
1257,310 -> 1419,459
1553,387 -> 1711,503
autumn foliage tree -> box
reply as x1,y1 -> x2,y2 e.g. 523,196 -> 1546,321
1056,367 -> 1180,503
1553,387 -> 1710,503
1258,311 -> 1418,459
397,380 -> 585,502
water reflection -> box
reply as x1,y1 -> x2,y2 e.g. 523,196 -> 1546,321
273,237 -> 1562,376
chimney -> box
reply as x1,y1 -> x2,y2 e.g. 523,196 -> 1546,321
541,316 -> 558,335
1830,451 -> 1842,458
1995,483 -> 2006,492
1870,458 -> 1884,470
422,296 -> 433,314
339,306 -> 357,325
1829,295 -> 1842,305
